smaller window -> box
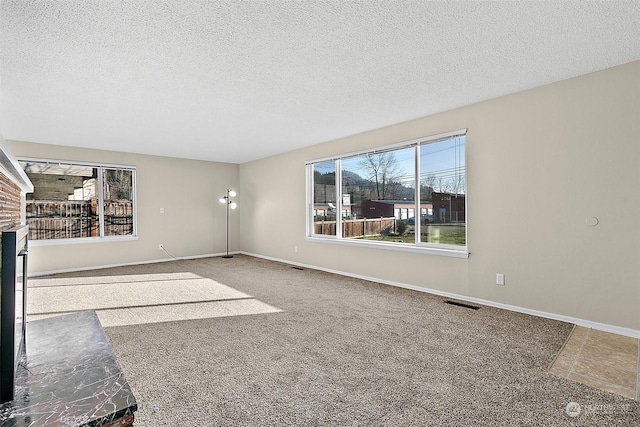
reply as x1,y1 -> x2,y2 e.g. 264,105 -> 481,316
419,135 -> 465,247
19,159 -> 136,241
311,161 -> 337,237
103,168 -> 135,237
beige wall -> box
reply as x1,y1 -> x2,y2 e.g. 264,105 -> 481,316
8,141 -> 240,274
240,61 -> 640,331
5,62 -> 638,332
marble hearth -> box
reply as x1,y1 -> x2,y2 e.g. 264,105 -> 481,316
0,311 -> 137,426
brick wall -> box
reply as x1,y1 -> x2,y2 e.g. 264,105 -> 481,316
0,170 -> 22,232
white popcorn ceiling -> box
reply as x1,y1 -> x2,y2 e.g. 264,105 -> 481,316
1,1 -> 639,164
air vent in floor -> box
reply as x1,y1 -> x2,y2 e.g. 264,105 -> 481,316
444,300 -> 480,310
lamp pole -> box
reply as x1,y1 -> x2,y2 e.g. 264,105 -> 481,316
219,189 -> 236,258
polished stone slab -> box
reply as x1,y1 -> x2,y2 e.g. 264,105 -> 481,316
550,325 -> 639,401
0,311 -> 137,426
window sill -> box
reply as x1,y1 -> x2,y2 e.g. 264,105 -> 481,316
305,236 -> 469,258
29,236 -> 139,247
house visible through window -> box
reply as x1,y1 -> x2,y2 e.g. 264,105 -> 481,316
18,159 -> 136,241
312,161 -> 337,236
307,130 -> 466,253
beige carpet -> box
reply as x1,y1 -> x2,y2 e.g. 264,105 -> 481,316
27,255 -> 640,426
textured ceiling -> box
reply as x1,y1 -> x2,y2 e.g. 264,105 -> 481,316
1,1 -> 639,164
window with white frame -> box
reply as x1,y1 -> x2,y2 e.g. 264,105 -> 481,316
18,159 -> 136,241
306,130 -> 466,253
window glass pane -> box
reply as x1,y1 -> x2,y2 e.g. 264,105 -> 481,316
341,147 -> 415,243
103,169 -> 134,236
20,161 -> 98,240
312,161 -> 336,236
419,136 -> 466,246
19,160 -> 136,241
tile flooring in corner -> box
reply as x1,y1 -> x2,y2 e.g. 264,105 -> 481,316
550,325 -> 639,401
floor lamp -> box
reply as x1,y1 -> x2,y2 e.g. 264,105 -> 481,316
219,189 -> 237,258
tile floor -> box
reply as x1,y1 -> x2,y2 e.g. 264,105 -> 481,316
550,326 -> 639,401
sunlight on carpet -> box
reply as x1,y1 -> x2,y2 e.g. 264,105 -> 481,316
27,272 -> 282,326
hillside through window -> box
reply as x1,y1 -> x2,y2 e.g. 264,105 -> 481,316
307,130 -> 466,254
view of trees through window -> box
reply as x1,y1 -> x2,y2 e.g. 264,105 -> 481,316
309,134 -> 466,248
103,169 -> 134,237
312,161 -> 336,236
19,160 -> 136,240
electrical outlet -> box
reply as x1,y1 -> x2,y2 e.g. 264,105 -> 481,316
294,246 -> 298,253
496,273 -> 505,286
159,244 -> 164,251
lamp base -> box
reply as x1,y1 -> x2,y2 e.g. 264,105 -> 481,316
221,255 -> 234,259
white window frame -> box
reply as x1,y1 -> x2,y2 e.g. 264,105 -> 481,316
19,157 -> 138,246
305,129 -> 468,258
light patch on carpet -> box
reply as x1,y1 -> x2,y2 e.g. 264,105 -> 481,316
28,272 -> 203,287
27,272 -> 282,326
29,300 -> 282,327
28,278 -> 249,314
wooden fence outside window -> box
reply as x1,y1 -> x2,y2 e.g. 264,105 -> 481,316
25,200 -> 133,240
314,217 -> 396,238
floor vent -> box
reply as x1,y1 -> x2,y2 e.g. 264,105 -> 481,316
291,266 -> 305,270
444,300 -> 480,310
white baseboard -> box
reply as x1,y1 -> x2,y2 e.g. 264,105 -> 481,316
241,251 -> 640,339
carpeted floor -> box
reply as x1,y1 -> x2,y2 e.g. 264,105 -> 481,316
31,255 -> 640,425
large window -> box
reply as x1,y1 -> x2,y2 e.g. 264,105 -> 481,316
307,130 -> 466,255
18,159 -> 136,241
